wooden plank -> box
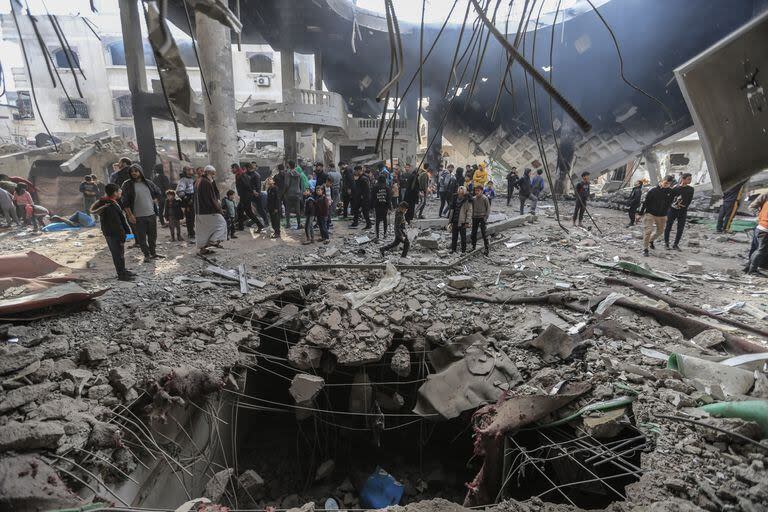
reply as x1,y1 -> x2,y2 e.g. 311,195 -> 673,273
205,265 -> 265,288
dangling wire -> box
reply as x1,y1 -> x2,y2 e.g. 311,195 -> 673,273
9,0 -> 57,151
181,0 -> 212,105
416,0 -> 425,145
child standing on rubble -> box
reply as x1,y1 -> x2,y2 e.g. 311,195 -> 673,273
221,190 -> 238,240
164,190 -> 184,242
379,201 -> 410,258
303,188 -> 316,244
314,185 -> 331,243
90,183 -> 135,282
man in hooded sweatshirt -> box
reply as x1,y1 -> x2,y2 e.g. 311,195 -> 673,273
518,169 -> 532,215
91,183 -> 135,281
121,164 -> 163,262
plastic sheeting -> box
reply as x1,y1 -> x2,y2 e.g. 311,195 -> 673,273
668,353 -> 755,396
0,282 -> 107,317
0,252 -> 62,279
343,262 -> 401,309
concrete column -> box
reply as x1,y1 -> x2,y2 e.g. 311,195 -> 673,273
643,149 -> 661,185
196,11 -> 238,184
281,49 -> 297,163
118,0 -> 156,172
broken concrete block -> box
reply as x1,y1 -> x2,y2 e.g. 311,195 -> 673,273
447,275 -> 474,289
486,214 -> 532,235
288,344 -> 323,370
0,382 -> 58,413
690,329 -> 725,349
315,459 -> 335,481
173,306 -> 194,316
238,469 -> 265,495
0,454 -> 78,510
325,310 -> 342,330
86,384 -> 113,400
376,391 -> 405,411
205,468 -> 234,503
375,328 -> 390,339
685,260 -> 704,274
109,365 -> 137,394
0,421 -> 64,452
389,310 -> 404,325
582,407 -> 627,439
325,245 -> 339,258
391,345 -> 411,377
62,368 -> 93,383
290,374 -> 325,403
529,325 -> 577,360
88,421 -> 121,449
80,343 -> 108,366
306,324 -> 332,348
0,345 -> 39,376
417,232 -> 441,250
406,298 -> 420,311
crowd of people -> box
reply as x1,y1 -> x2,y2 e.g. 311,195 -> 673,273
2,155 -> 766,281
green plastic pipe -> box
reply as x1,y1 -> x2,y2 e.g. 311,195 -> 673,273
701,400 -> 768,437
533,395 -> 636,429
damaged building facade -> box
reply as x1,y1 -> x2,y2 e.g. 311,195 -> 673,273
2,1 -> 768,512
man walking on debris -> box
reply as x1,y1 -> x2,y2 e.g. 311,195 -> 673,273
417,163 -> 430,219
327,163 -> 342,222
246,163 -> 269,227
233,163 -> 264,233
448,186 -> 471,254
372,174 -> 391,240
471,184 -> 491,256
380,201 -> 410,258
506,167 -> 519,207
745,189 -> 768,276
437,164 -> 453,217
176,166 -> 196,240
529,169 -> 545,214
717,180 -> 748,233
626,179 -> 643,227
664,172 -> 694,251
91,183 -> 135,281
152,165 -> 171,227
194,165 -> 228,255
638,176 -> 673,257
573,171 -> 591,227
518,168 -> 532,215
404,163 -> 419,223
351,166 -> 372,229
341,162 -> 354,218
284,161 -> 303,230
266,178 -> 281,238
121,164 -> 163,263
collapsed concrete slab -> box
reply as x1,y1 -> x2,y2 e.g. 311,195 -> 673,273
486,214 -> 532,235
0,421 -> 64,452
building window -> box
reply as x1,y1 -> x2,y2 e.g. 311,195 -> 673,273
62,99 -> 89,119
8,91 -> 34,120
248,53 -> 273,74
195,141 -> 208,153
107,41 -> 126,65
113,93 -> 133,118
53,48 -> 80,68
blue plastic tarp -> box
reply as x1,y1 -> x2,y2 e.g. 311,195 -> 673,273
359,467 -> 403,509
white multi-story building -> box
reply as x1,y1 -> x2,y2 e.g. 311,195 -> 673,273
0,4 -> 314,159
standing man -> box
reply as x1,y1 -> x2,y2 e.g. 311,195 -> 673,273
745,190 -> 768,276
284,163 -> 303,230
176,165 -> 196,240
327,163 -> 342,221
506,168 -> 519,207
341,162 -> 354,219
470,185 -> 491,256
194,165 -> 228,256
529,169 -> 545,215
351,166 -> 372,229
664,172 -> 694,251
314,162 -> 327,194
626,180 -> 643,227
371,174 -> 391,240
234,163 -> 264,232
266,178 -> 281,238
152,165 -> 171,227
637,176 -> 673,257
717,180 -> 748,234
90,183 -> 135,281
437,165 -> 453,217
448,186 -> 471,254
518,168 -> 532,215
79,175 -> 99,214
572,171 -> 591,227
246,164 -> 269,227
121,164 -> 163,263
417,163 -> 430,219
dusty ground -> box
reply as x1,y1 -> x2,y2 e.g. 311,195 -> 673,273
1,196 -> 768,512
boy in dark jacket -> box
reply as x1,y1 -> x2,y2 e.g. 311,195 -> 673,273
380,201 -> 410,258
164,190 -> 184,241
222,190 -> 238,239
90,183 -> 135,281
266,178 -> 282,238
314,185 -> 331,243
372,174 -> 391,240
303,188 -> 316,244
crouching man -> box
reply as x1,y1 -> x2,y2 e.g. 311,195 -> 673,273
91,183 -> 136,281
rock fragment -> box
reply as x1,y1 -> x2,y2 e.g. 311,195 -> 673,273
0,421 -> 64,452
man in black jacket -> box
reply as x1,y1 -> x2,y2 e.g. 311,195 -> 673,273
233,163 -> 264,232
247,164 -> 269,226
351,166 -> 372,229
121,164 -> 163,262
626,180 -> 643,227
664,173 -> 694,251
506,168 -> 519,206
637,176 -> 673,256
90,183 -> 135,281
572,171 -> 591,227
152,165 -> 171,227
341,162 -> 355,218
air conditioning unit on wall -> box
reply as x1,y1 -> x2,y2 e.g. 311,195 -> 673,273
255,76 -> 271,87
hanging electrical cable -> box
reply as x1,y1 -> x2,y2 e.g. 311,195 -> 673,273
44,10 -> 85,98
82,17 -> 101,40
51,14 -> 87,81
26,11 -> 56,88
374,0 -> 404,101
469,0 -> 591,133
416,0 -> 425,146
181,0 -> 212,105
491,0 -> 531,121
141,2 -> 184,162
584,0 -> 673,123
373,0 -> 397,156
465,0 -> 503,108
9,0 -> 58,152
443,0 -> 472,97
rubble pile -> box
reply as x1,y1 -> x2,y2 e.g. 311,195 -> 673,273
1,198 -> 767,512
